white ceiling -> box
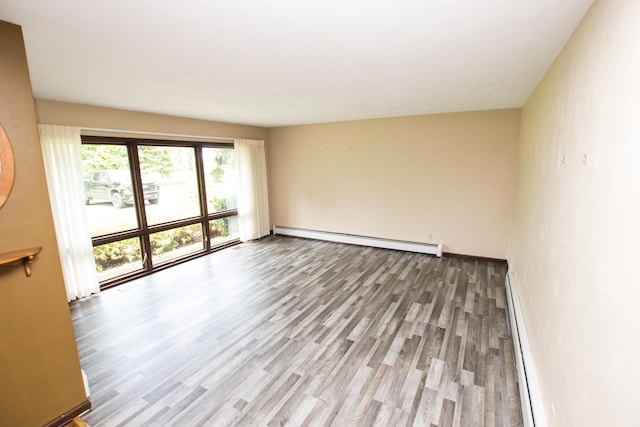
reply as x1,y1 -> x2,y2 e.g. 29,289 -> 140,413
0,0 -> 593,128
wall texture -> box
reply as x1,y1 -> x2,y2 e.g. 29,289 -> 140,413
268,109 -> 519,258
35,99 -> 268,142
509,1 -> 640,425
0,21 -> 87,426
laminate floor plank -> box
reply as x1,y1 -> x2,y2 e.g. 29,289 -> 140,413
71,235 -> 523,426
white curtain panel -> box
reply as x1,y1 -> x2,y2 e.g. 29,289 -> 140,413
39,125 -> 100,301
235,139 -> 270,241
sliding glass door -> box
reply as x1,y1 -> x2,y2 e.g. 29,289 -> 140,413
81,137 -> 239,288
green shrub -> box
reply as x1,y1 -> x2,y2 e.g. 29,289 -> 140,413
210,197 -> 229,237
93,239 -> 141,272
93,225 -> 202,272
212,197 -> 227,212
150,226 -> 202,255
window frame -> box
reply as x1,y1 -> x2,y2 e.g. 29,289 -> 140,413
82,135 -> 240,289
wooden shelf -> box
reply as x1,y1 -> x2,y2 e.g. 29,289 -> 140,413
0,246 -> 42,277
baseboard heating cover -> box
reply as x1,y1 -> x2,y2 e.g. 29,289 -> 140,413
505,271 -> 547,427
272,226 -> 443,257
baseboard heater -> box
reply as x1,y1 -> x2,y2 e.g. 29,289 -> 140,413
505,271 -> 547,427
272,225 -> 443,257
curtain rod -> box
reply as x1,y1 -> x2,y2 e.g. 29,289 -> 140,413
81,126 -> 235,142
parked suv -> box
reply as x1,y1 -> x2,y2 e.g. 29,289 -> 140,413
84,169 -> 160,208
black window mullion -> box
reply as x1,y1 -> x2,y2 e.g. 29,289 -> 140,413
147,216 -> 207,234
92,229 -> 145,247
207,208 -> 238,221
129,142 -> 153,272
194,145 -> 211,251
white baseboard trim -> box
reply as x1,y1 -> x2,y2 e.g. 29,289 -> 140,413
505,271 -> 547,427
272,225 -> 443,257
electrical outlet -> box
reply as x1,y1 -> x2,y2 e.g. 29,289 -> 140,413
426,233 -> 433,242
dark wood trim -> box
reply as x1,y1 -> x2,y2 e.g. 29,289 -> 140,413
99,239 -> 241,290
207,208 -> 239,221
195,145 -> 210,251
442,251 -> 508,265
210,238 -> 242,251
99,267 -> 150,290
147,217 -> 208,234
128,141 -> 151,273
92,229 -> 145,246
82,135 -> 233,148
42,399 -> 92,427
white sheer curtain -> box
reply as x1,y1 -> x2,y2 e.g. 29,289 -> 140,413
39,125 -> 100,301
235,139 -> 270,241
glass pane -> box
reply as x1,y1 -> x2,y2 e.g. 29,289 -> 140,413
93,237 -> 143,282
150,223 -> 204,265
203,147 -> 237,213
210,216 -> 239,246
82,144 -> 139,237
138,146 -> 200,225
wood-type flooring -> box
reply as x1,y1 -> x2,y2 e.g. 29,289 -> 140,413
70,236 -> 523,426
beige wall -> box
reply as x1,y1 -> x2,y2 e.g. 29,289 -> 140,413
35,99 -> 267,142
509,1 -> 640,425
268,110 -> 519,258
0,21 -> 87,426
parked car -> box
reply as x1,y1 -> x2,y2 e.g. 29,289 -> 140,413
84,169 -> 160,208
